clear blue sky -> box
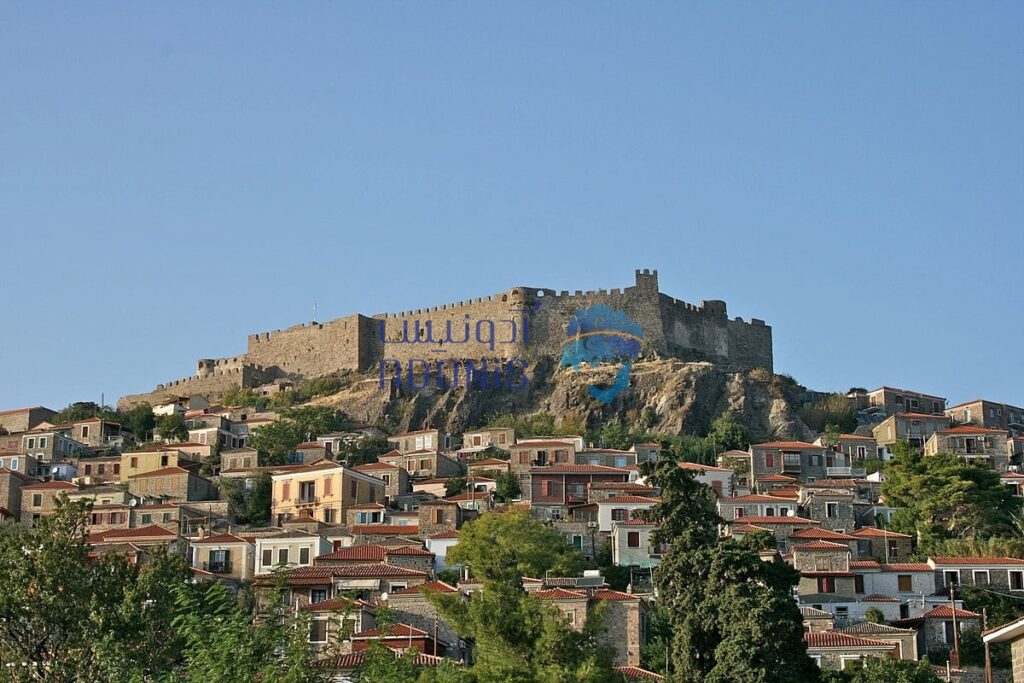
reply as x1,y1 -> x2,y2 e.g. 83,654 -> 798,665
2,3 -> 1021,411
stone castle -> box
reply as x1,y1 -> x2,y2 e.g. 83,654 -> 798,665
118,269 -> 772,408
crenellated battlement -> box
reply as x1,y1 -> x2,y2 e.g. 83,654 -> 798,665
119,268 -> 772,408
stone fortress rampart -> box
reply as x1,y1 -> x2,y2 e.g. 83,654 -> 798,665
118,269 -> 772,409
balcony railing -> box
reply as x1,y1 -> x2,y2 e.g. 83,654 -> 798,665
294,495 -> 319,505
203,561 -> 233,573
826,467 -> 866,478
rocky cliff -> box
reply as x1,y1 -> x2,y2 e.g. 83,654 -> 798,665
312,359 -> 815,443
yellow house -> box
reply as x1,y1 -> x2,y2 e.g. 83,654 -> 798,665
120,447 -> 198,480
271,461 -> 385,526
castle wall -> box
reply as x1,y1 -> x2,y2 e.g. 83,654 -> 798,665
245,314 -> 377,376
659,294 -> 773,371
117,364 -> 276,410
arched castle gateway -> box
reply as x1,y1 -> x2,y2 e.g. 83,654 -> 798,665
117,270 -> 772,408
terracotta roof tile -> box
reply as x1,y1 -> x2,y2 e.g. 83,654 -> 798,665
804,632 -> 897,649
931,556 -> 1024,566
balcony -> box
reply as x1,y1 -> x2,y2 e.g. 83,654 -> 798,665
826,467 -> 866,478
294,495 -> 319,506
203,561 -> 233,573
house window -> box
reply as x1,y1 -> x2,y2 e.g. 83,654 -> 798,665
98,464 -> 105,475
817,577 -> 835,593
27,438 -> 35,449
944,621 -> 957,644
350,480 -> 358,498
854,575 -> 865,594
323,477 -> 332,496
898,575 -> 913,592
611,508 -> 629,522
627,532 -> 641,548
113,464 -> 120,474
278,548 -> 289,565
1010,571 -> 1024,591
944,571 -> 959,588
299,547 -> 310,565
543,481 -> 553,496
836,606 -> 849,622
615,457 -> 627,468
973,570 -> 990,586
84,464 -> 92,475
571,535 -> 583,549
841,656 -> 864,672
764,453 -> 775,468
262,549 -> 272,567
141,513 -> 152,524
311,588 -> 328,604
324,509 -> 335,524
32,494 -> 42,507
39,437 -> 46,448
826,503 -> 839,518
160,455 -> 169,467
765,507 -> 775,517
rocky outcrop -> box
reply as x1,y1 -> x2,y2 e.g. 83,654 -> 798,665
314,359 -> 814,442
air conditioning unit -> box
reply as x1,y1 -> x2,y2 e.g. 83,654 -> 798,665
586,521 -> 598,529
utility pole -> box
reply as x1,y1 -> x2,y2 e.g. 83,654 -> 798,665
950,585 -> 961,668
983,608 -> 992,683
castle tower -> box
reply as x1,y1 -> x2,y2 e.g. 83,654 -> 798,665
634,268 -> 659,294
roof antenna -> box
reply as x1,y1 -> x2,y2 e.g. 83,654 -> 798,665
313,300 -> 317,323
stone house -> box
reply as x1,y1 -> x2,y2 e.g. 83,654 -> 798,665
302,597 -> 378,656
353,460 -> 409,503
76,456 -> 122,483
345,502 -> 387,527
466,457 -> 510,478
94,525 -> 188,558
17,428 -> 90,463
724,515 -> 821,552
677,461 -> 734,497
20,480 -> 78,526
814,434 -> 877,469
0,467 -> 33,522
121,448 -> 199,481
872,413 -> 950,452
930,557 -> 1024,593
271,460 -> 385,526
850,527 -> 913,563
834,621 -> 919,660
256,563 -> 430,607
553,517 -> 606,563
789,528 -> 859,555
255,530 -> 332,574
377,449 -> 462,479
588,481 -> 660,502
349,524 -> 421,545
717,493 -> 797,521
0,405 -> 57,433
799,488 -> 857,532
527,465 -> 631,518
57,417 -> 125,450
535,588 -> 648,667
924,426 -> 1010,470
575,449 -> 637,469
946,399 -> 1024,432
893,605 -> 981,656
868,386 -> 946,416
191,532 -> 256,581
801,606 -> 836,633
386,582 -> 468,660
0,453 -> 36,476
749,441 -> 828,483
804,631 -> 897,671
508,440 -> 577,476
350,623 -> 447,657
127,466 -> 219,502
388,429 -> 442,455
460,427 -> 515,449
418,499 -> 462,537
981,615 -> 1024,683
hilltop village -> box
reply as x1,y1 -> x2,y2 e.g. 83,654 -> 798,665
3,276 -> 1024,681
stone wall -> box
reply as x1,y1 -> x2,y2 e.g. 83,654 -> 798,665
119,269 -> 774,407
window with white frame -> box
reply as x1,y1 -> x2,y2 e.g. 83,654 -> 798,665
973,570 -> 990,586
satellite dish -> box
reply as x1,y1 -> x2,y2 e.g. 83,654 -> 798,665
128,499 -> 138,507
380,592 -> 389,601
787,509 -> 795,517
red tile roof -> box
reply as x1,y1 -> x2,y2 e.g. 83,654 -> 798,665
791,528 -> 857,541
102,525 -> 177,540
923,605 -> 980,619
728,515 -> 820,525
804,632 -> 897,650
938,426 -> 1008,435
534,588 -> 588,600
613,666 -> 663,680
317,545 -> 388,562
193,533 -> 251,545
353,461 -> 401,471
593,589 -> 640,601
428,530 -> 459,540
468,458 -> 509,466
353,623 -> 429,639
757,473 -> 797,482
390,580 -> 457,595
792,541 -> 851,551
678,461 -> 732,473
348,502 -> 386,510
531,465 -> 629,474
510,440 -> 576,448
127,466 -> 192,479
753,441 -> 819,449
597,496 -> 659,504
21,480 -> 77,490
720,494 -> 794,504
930,556 -> 1024,566
850,527 -> 912,539
351,524 -> 420,536
881,563 -> 932,572
849,560 -> 881,569
731,523 -> 772,534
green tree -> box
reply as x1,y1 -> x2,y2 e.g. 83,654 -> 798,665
843,657 -> 942,682
798,394 -> 857,434
708,413 -> 749,452
118,402 -> 156,442
53,401 -> 117,424
863,607 -> 886,624
355,640 -> 422,682
447,509 -> 584,582
637,459 -> 818,683
156,412 -> 189,442
493,471 -> 522,502
222,383 -> 269,409
883,441 -> 1016,549
445,476 -> 468,497
223,473 -> 273,525
249,406 -> 350,465
337,434 -> 393,467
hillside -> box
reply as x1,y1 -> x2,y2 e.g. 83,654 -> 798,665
310,359 -> 816,442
